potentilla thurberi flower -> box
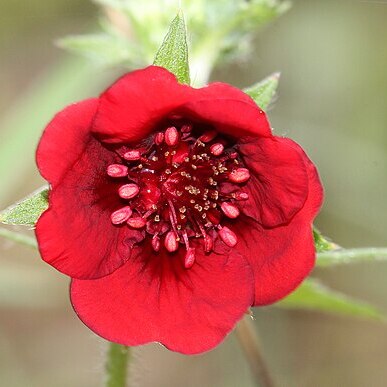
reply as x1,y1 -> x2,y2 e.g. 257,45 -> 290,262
35,66 -> 323,354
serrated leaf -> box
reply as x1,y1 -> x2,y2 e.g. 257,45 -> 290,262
244,72 -> 280,110
154,13 -> 190,85
317,248 -> 387,268
276,279 -> 385,321
0,187 -> 49,226
313,227 -> 337,253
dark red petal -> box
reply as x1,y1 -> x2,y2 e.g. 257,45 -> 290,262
35,101 -> 144,279
179,83 -> 272,138
238,136 -> 309,227
70,242 -> 254,354
36,99 -> 98,186
235,143 -> 323,305
92,66 -> 192,143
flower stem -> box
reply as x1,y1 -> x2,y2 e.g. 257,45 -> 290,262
0,226 -> 37,249
235,315 -> 276,387
106,343 -> 130,387
317,247 -> 387,267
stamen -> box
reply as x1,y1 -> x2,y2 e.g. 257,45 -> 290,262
155,132 -> 164,145
184,248 -> 196,269
218,226 -> 238,247
165,126 -> 179,146
235,192 -> 249,201
110,206 -> 132,225
220,202 -> 240,218
127,216 -> 146,228
204,234 -> 213,253
107,164 -> 128,178
165,231 -> 179,252
152,235 -> 161,252
181,124 -> 192,133
109,121 -> 250,263
123,150 -> 141,161
199,130 -> 217,143
229,168 -> 251,183
118,184 -> 140,199
210,143 -> 224,156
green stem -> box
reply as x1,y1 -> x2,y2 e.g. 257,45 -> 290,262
317,247 -> 387,267
106,343 -> 130,387
235,315 -> 276,387
0,227 -> 37,249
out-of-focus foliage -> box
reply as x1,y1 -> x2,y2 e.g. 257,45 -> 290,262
59,0 -> 289,85
276,278 -> 386,321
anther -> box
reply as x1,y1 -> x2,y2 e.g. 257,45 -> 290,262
210,143 -> 224,156
199,130 -> 217,143
107,164 -> 128,178
165,231 -> 179,252
181,124 -> 192,133
235,192 -> 249,201
220,202 -> 240,218
204,234 -> 213,253
155,132 -> 164,145
229,168 -> 251,183
110,206 -> 132,225
152,235 -> 161,252
165,126 -> 179,146
218,226 -> 238,247
184,248 -> 196,269
127,216 -> 146,228
118,184 -> 140,199
123,150 -> 141,161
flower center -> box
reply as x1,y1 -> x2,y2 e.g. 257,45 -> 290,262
107,122 -> 250,268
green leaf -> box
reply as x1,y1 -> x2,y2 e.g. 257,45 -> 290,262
58,34 -> 143,69
154,13 -> 190,85
276,279 -> 385,321
317,248 -> 387,268
244,72 -> 280,110
0,187 -> 49,226
313,227 -> 336,253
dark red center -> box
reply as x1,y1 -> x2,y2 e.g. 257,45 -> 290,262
107,121 -> 250,268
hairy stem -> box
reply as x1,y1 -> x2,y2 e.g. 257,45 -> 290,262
106,343 -> 131,387
317,247 -> 387,267
235,315 -> 276,387
0,227 -> 37,249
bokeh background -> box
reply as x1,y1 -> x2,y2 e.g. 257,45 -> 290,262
1,0 -> 386,386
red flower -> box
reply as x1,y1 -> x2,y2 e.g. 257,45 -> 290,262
35,66 -> 323,354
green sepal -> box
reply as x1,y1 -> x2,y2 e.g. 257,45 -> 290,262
0,187 -> 49,226
313,227 -> 336,253
244,72 -> 280,110
153,13 -> 190,85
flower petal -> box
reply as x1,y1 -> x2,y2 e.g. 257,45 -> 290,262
92,66 -> 192,144
179,83 -> 272,138
36,98 -> 98,186
238,136 -> 309,227
36,100 -> 144,279
92,66 -> 271,144
234,142 -> 323,305
70,242 -> 254,354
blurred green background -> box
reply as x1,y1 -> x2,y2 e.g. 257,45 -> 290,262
1,0 -> 386,386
